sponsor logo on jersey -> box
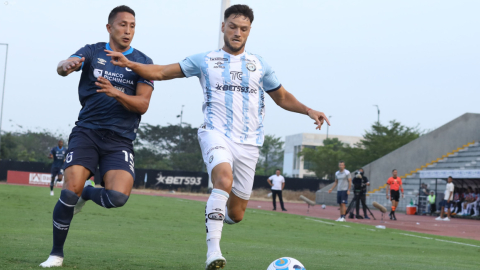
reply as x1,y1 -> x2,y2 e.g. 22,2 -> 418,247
66,152 -> 73,163
208,212 -> 225,221
230,71 -> 243,80
103,71 -> 134,85
214,83 -> 257,94
206,146 -> 226,155
246,62 -> 256,72
209,155 -> 214,163
97,58 -> 107,65
93,69 -> 103,78
210,57 -> 229,61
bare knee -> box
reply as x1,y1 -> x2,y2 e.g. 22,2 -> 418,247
211,164 -> 233,193
229,211 -> 244,223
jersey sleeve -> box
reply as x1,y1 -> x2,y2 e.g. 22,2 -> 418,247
281,176 -> 285,183
137,57 -> 155,89
50,148 -> 55,155
179,53 -> 205,78
387,178 -> 392,185
259,57 -> 281,92
71,44 -> 96,71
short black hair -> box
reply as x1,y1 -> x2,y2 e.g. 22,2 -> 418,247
224,4 -> 254,23
339,161 -> 344,164
392,169 -> 397,172
448,176 -> 453,179
108,5 -> 135,24
276,169 -> 281,171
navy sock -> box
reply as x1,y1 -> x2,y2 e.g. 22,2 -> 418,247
50,177 -> 55,191
51,189 -> 79,257
82,186 -> 129,208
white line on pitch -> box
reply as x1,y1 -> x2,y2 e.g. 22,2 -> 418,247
397,233 -> 480,247
305,218 -> 336,225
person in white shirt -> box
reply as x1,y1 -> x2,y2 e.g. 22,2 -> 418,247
436,176 -> 454,221
267,169 -> 286,211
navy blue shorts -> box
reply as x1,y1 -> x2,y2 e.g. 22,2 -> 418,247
440,200 -> 452,208
63,126 -> 135,184
337,190 -> 348,204
51,166 -> 63,177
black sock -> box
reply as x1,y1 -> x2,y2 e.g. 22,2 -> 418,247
50,177 -> 55,191
51,190 -> 79,257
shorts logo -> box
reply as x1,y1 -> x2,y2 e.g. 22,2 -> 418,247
97,58 -> 106,65
66,152 -> 73,163
208,212 -> 224,221
209,155 -> 214,163
94,69 -> 103,78
246,62 -> 256,72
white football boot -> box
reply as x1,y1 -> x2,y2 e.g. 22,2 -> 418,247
435,216 -> 443,221
205,252 -> 226,270
442,217 -> 450,221
74,180 -> 93,215
39,255 -> 63,268
50,191 -> 54,196
335,217 -> 346,222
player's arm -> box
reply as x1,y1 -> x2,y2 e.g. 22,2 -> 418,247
328,179 -> 338,193
386,181 -> 390,199
57,57 -> 85,77
268,86 -> 330,130
48,153 -> 53,159
105,50 -> 184,81
95,77 -> 153,115
267,178 -> 273,187
282,179 -> 285,190
400,182 -> 405,198
347,175 -> 352,195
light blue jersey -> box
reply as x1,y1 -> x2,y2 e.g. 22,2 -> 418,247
179,49 -> 281,146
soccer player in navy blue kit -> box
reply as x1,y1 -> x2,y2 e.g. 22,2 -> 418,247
40,6 -> 154,268
48,140 -> 66,196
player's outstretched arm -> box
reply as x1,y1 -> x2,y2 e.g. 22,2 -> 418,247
95,76 -> 152,115
268,86 -> 330,130
105,50 -> 184,81
57,57 -> 85,77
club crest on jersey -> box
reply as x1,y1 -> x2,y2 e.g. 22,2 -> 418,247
246,62 -> 256,72
97,58 -> 107,65
93,69 -> 103,78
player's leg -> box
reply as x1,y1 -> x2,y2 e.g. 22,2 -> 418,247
361,194 -> 369,218
272,190 -> 277,210
355,193 -> 361,217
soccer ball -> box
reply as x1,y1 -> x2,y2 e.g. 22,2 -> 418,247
267,257 -> 305,270
322,204 -> 326,209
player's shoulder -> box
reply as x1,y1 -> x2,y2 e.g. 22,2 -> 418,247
83,42 -> 107,51
131,48 -> 153,64
335,170 -> 340,175
345,169 -> 351,174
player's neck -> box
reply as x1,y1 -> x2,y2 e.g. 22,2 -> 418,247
222,46 -> 245,56
108,40 -> 131,53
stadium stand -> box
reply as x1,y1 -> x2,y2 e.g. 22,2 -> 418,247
317,113 -> 480,214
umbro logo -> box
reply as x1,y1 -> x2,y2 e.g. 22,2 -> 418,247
97,58 -> 107,65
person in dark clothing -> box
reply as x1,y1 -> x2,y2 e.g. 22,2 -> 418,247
352,168 -> 370,219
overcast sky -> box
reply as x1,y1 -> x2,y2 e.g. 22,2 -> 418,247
0,0 -> 479,140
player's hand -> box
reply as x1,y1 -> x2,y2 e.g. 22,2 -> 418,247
328,189 -> 332,193
105,50 -> 130,67
307,110 -> 330,130
62,57 -> 84,73
347,190 -> 350,195
96,77 -> 120,98
386,195 -> 389,200
402,193 -> 405,199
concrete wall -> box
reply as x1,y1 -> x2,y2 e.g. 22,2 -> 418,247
319,113 -> 480,192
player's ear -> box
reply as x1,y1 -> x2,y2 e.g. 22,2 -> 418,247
106,24 -> 112,34
221,22 -> 225,34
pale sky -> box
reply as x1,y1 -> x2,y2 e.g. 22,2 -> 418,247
0,0 -> 479,140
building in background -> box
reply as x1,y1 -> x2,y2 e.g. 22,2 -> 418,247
283,133 -> 362,178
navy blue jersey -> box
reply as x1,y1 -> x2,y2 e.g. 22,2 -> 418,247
71,42 -> 154,140
51,146 -> 66,168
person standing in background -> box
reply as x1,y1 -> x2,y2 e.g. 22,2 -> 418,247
386,169 -> 404,221
267,169 -> 287,211
427,191 -> 436,216
328,161 -> 351,222
436,176 -> 454,221
48,140 -> 66,196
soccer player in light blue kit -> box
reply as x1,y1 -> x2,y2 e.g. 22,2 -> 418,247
106,5 -> 330,269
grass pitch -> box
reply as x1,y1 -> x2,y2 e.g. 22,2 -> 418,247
0,185 -> 479,270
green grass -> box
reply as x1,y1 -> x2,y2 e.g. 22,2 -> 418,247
0,185 -> 479,270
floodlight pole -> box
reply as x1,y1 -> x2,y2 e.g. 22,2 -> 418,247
218,0 -> 231,49
0,43 -> 8,159
326,115 -> 332,139
373,105 -> 380,124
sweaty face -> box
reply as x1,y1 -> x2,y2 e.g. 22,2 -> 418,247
222,14 -> 251,53
108,12 -> 135,50
339,163 -> 345,171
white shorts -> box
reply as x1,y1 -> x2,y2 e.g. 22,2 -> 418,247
198,128 -> 259,200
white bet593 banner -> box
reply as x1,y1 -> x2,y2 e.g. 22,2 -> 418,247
7,171 -> 63,187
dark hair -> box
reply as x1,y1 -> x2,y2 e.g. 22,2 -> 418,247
392,169 -> 397,172
339,161 -> 344,164
276,169 -> 281,171
108,5 -> 135,24
448,176 -> 453,179
224,4 -> 254,23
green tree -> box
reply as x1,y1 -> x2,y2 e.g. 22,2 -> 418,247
0,130 -> 65,162
136,123 -> 204,171
256,135 -> 284,176
300,120 -> 421,179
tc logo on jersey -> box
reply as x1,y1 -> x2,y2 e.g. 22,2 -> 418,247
246,62 -> 256,72
94,69 -> 103,78
230,71 -> 243,80
97,58 -> 107,65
